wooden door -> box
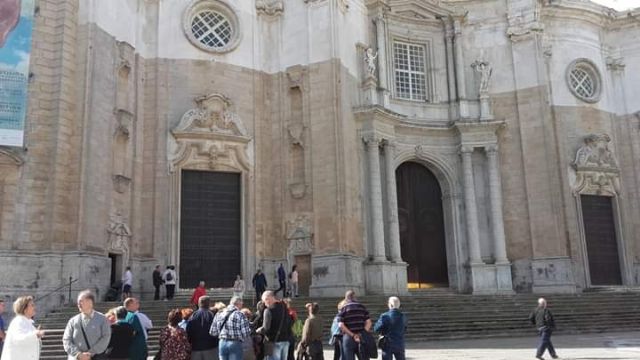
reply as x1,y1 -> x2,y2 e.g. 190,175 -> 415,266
396,162 -> 448,287
295,255 -> 311,296
581,195 -> 622,285
180,170 -> 241,288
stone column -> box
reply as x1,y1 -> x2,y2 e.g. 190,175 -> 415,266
486,145 -> 509,263
460,146 -> 482,264
444,27 -> 457,120
453,18 -> 468,118
382,140 -> 402,262
364,135 -> 386,261
374,13 -> 388,91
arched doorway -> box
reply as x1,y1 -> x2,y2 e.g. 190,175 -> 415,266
396,161 -> 448,288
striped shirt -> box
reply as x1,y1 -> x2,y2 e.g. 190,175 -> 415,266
209,305 -> 252,341
337,301 -> 370,333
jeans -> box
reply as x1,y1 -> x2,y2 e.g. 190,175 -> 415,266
219,339 -> 244,360
381,343 -> 405,360
266,341 -> 290,360
536,328 -> 557,358
341,334 -> 366,360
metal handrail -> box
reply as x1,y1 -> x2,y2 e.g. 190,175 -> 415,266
35,276 -> 78,304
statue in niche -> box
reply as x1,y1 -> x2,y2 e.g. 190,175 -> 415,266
471,60 -> 492,95
364,47 -> 378,77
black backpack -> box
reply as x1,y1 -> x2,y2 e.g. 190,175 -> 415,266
166,272 -> 173,281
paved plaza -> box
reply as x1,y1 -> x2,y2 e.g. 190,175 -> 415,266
319,331 -> 640,360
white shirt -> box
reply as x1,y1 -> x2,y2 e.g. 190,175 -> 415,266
0,315 -> 40,360
291,270 -> 299,283
136,312 -> 153,340
122,270 -> 133,286
163,269 -> 177,285
233,279 -> 245,293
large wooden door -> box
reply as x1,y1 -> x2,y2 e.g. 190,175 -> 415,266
396,162 -> 448,287
180,170 -> 241,288
295,255 -> 311,296
581,195 -> 622,285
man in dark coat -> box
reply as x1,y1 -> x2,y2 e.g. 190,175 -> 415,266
152,265 -> 163,300
529,298 -> 558,360
252,269 -> 268,304
187,295 -> 219,360
275,264 -> 287,297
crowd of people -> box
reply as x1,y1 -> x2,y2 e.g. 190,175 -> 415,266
0,272 -> 560,360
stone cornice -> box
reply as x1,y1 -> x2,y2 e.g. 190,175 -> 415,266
543,0 -> 640,28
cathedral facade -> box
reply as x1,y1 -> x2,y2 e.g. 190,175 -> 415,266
1,0 -> 640,310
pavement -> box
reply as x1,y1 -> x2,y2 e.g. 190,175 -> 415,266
320,331 -> 640,360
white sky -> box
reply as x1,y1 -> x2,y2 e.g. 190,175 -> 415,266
590,0 -> 640,10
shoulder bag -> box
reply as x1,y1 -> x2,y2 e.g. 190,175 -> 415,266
79,319 -> 110,360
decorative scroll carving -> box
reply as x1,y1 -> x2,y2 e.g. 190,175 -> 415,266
107,211 -> 131,265
286,214 -> 314,266
174,93 -> 247,137
0,147 -> 24,166
572,134 -> 620,196
606,57 -> 625,72
256,0 -> 284,16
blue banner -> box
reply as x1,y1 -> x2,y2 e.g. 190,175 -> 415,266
0,0 -> 35,147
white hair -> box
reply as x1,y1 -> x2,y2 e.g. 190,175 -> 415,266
388,296 -> 401,309
538,298 -> 547,306
230,296 -> 243,306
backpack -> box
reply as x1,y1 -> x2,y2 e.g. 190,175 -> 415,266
166,272 -> 173,281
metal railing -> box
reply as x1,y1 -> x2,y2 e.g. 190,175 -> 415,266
34,276 -> 78,305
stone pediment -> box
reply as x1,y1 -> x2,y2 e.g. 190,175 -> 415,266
172,93 -> 248,141
388,0 -> 460,21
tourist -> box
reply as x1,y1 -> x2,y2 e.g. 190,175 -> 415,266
283,298 -> 298,360
124,298 -> 153,340
124,299 -> 148,360
210,296 -> 252,360
179,308 -> 194,330
158,309 -> 191,360
105,308 -> 118,325
153,265 -> 164,301
191,281 -> 207,307
163,265 -> 177,300
234,275 -> 246,299
529,298 -> 559,360
186,295 -> 218,360
257,291 -> 292,360
289,266 -> 299,298
106,306 -> 135,360
121,266 -> 133,301
252,301 -> 266,360
252,269 -> 267,304
329,300 -> 346,360
297,303 -> 324,360
0,299 -> 6,355
275,264 -> 287,297
239,308 -> 256,360
63,290 -> 111,360
1,296 -> 44,360
374,297 -> 407,360
338,290 -> 372,360
211,302 -> 227,316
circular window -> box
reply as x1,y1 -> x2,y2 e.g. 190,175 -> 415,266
183,1 -> 241,53
566,59 -> 601,103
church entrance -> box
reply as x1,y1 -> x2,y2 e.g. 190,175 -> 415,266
180,170 -> 242,288
581,195 -> 622,285
396,162 -> 448,288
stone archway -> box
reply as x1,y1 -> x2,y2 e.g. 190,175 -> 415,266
396,161 -> 448,288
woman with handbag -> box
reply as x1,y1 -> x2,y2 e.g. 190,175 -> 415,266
297,303 -> 324,360
373,297 -> 407,360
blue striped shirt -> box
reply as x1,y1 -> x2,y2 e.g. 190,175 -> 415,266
337,301 -> 370,333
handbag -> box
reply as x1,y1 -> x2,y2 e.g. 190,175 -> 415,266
377,335 -> 388,350
79,320 -> 110,360
263,303 -> 287,356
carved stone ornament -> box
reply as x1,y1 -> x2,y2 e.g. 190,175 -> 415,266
112,174 -> 131,194
256,0 -> 283,16
471,60 -> 492,95
169,92 -> 252,173
0,147 -> 24,166
287,124 -> 305,147
107,211 -> 131,264
286,215 -> 314,265
114,109 -> 134,138
287,65 -> 307,90
572,134 -> 620,196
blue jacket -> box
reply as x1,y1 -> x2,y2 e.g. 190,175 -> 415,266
374,309 -> 407,348
277,266 -> 286,282
187,309 -> 218,351
328,315 -> 341,344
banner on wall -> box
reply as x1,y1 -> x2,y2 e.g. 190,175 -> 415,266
0,0 -> 35,147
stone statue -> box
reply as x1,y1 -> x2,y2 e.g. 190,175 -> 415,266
364,47 -> 378,77
471,60 -> 492,95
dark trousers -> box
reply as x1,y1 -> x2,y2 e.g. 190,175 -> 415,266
381,344 -> 405,360
341,334 -> 366,360
536,328 -> 557,358
166,284 -> 175,300
154,284 -> 160,300
255,288 -> 265,304
276,280 -> 286,297
333,337 -> 341,360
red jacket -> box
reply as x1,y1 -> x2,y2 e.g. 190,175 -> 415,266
190,286 -> 207,305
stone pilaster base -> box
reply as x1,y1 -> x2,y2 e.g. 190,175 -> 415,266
531,257 -> 576,294
364,260 -> 408,295
309,254 -> 365,297
471,263 -> 514,295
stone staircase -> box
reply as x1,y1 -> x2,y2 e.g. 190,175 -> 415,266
35,289 -> 640,359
